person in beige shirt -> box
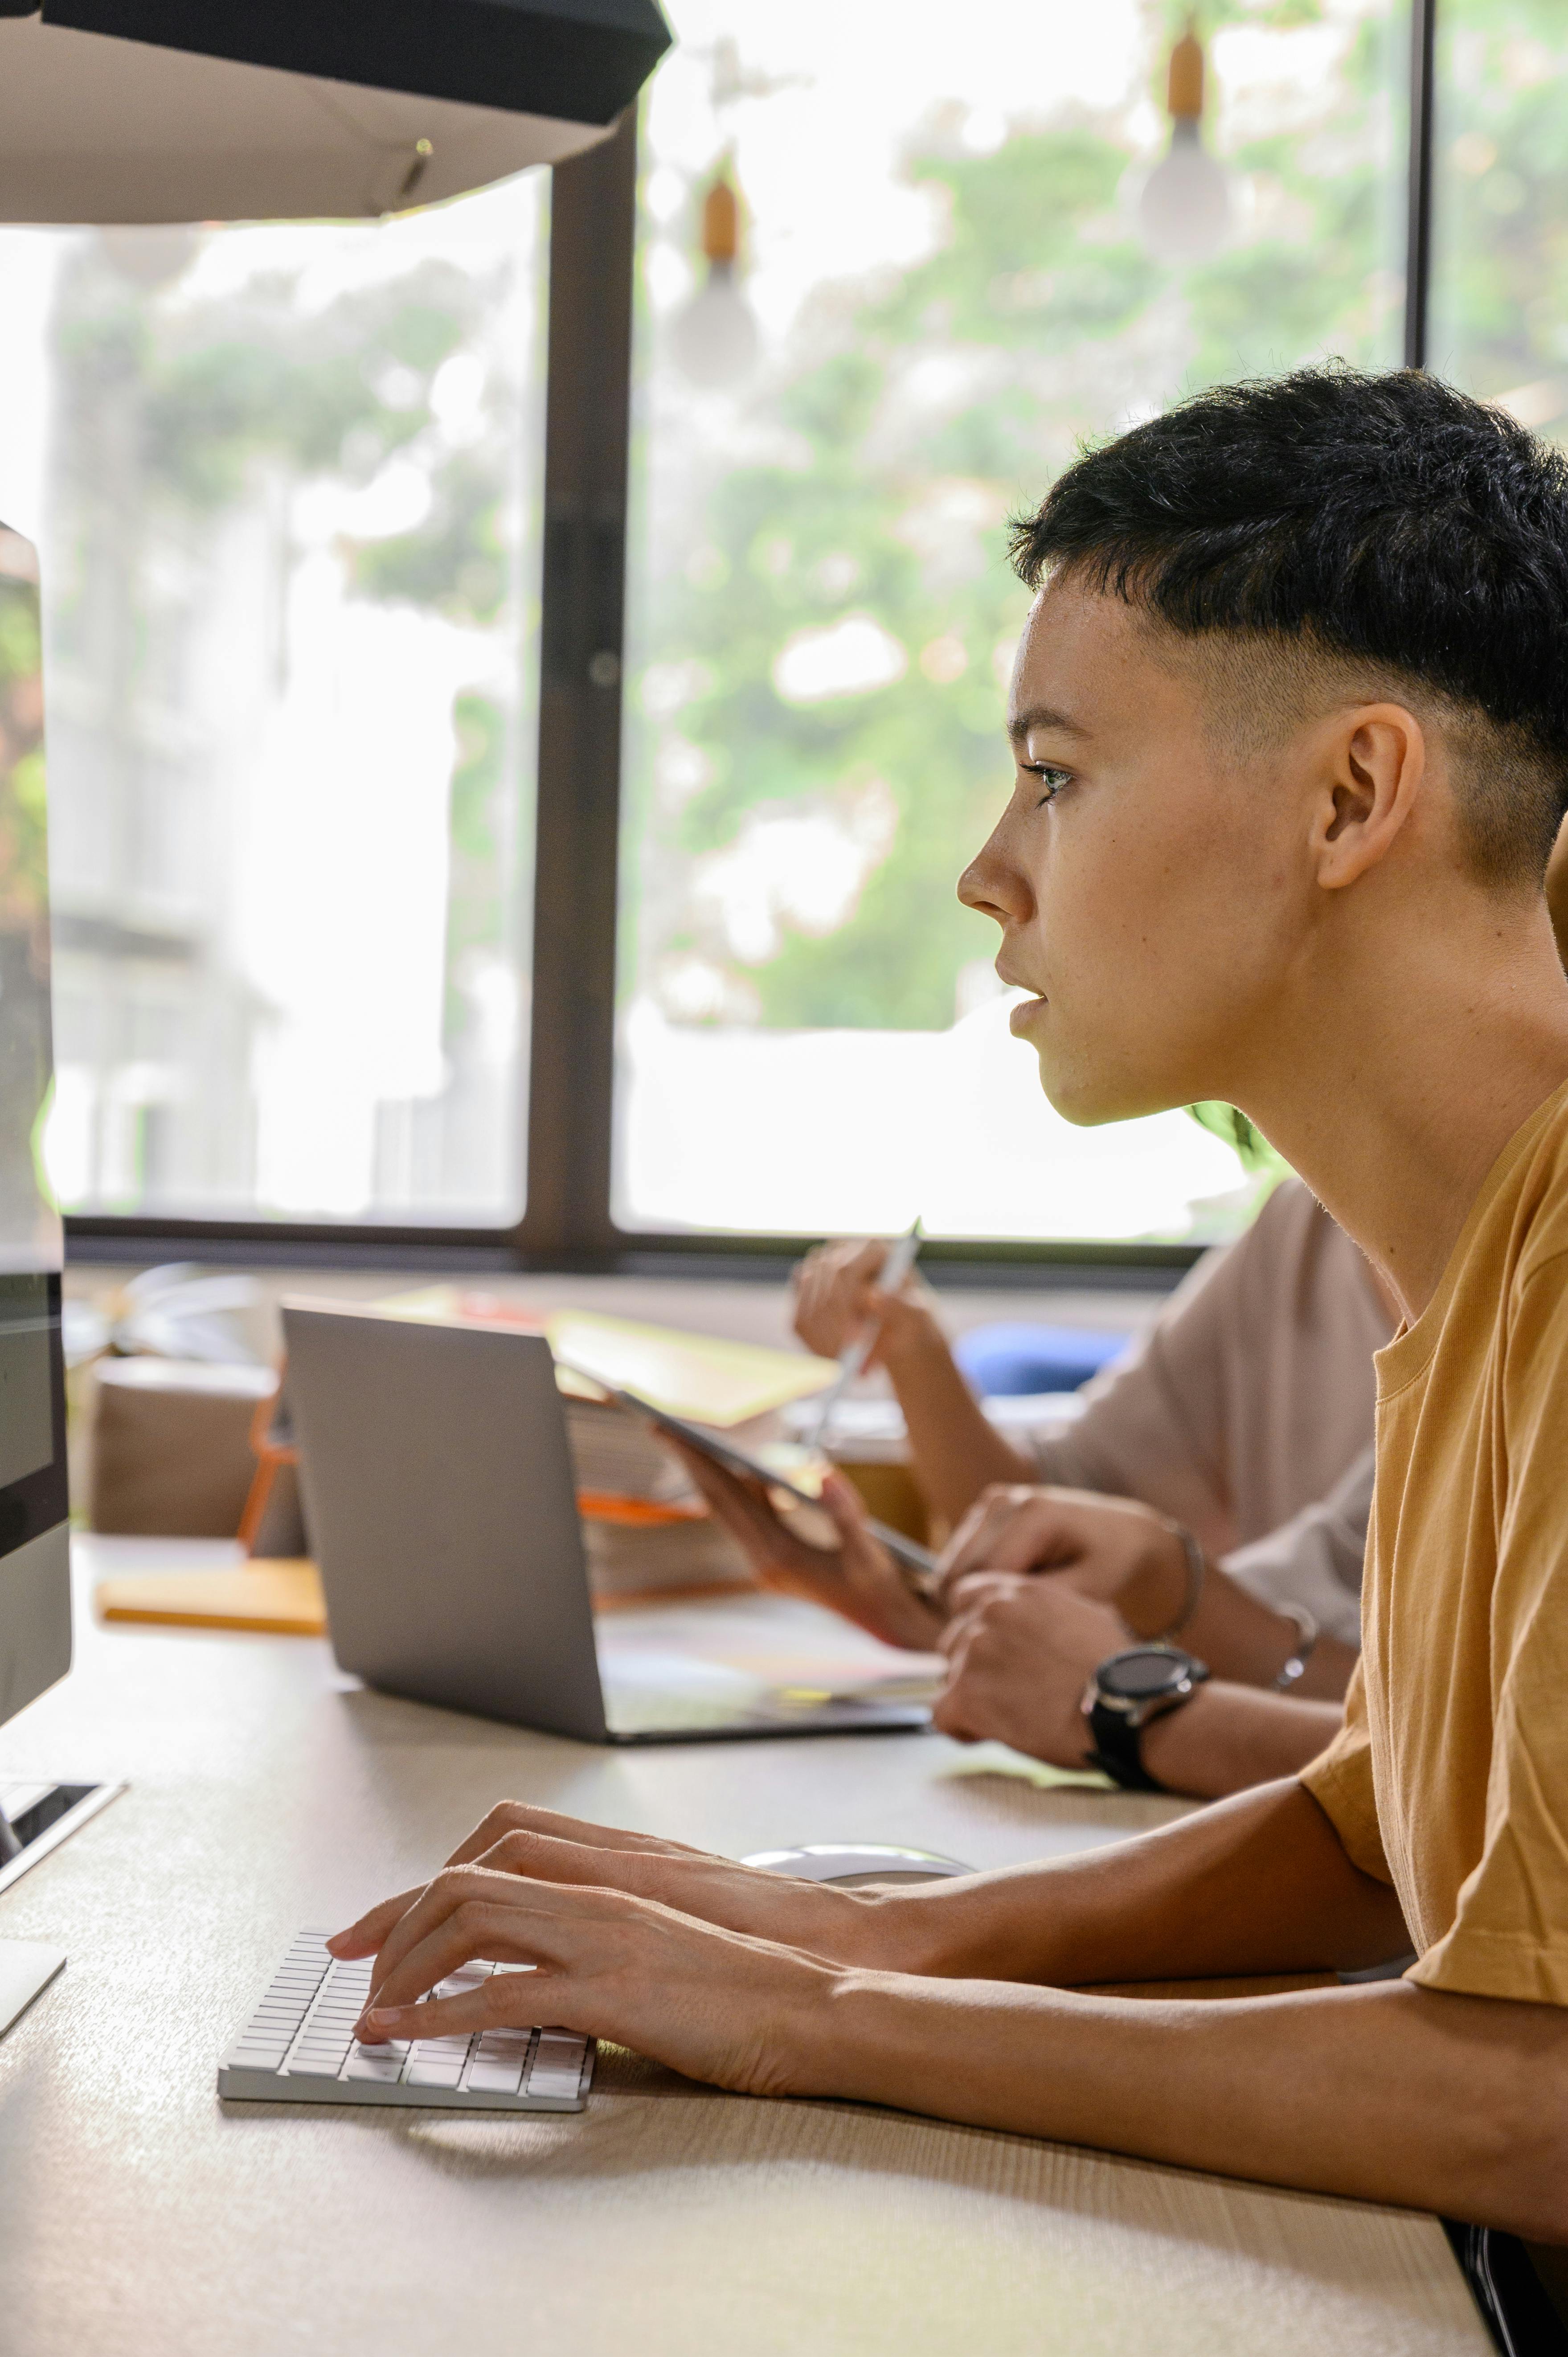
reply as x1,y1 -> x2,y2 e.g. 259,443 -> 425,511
337,368 -> 1568,2256
783,1177 -> 1387,1793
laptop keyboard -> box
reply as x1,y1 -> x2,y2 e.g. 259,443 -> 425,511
218,1931 -> 593,2111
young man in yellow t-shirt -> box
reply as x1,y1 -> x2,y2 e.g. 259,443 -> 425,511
332,369 -> 1568,2255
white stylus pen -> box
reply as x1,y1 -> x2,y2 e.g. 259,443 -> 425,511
804,1217 -> 923,1452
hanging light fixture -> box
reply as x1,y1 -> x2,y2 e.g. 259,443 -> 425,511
670,163 -> 759,389
1137,19 -> 1232,267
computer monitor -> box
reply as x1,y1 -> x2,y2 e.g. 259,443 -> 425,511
0,522 -> 70,1727
0,522 -> 97,2039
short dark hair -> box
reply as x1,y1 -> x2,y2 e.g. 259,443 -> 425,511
1008,366 -> 1568,884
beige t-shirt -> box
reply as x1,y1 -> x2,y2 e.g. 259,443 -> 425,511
1028,1177 -> 1391,1641
1302,1077 -> 1568,2006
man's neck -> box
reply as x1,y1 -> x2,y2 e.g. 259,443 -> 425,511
1234,896 -> 1568,1325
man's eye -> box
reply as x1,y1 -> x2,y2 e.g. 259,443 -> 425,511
1027,764 -> 1072,805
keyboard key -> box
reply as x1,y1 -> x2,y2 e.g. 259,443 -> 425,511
528,2071 -> 585,2099
466,2057 -> 526,2094
527,2034 -> 586,2099
344,2052 -> 406,2082
405,2058 -> 466,2087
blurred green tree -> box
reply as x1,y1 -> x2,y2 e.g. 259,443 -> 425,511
626,0 -> 1401,1036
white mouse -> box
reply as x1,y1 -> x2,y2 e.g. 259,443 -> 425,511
741,1843 -> 971,1889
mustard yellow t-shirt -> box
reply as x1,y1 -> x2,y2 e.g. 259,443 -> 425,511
1302,1076 -> 1568,2006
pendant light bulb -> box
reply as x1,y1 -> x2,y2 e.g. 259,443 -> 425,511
1138,21 -> 1231,266
671,165 -> 759,389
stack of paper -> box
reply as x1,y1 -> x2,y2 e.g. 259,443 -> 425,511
564,1395 -> 695,1506
562,1394 -> 755,1602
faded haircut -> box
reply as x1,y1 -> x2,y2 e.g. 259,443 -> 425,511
1008,366 -> 1568,885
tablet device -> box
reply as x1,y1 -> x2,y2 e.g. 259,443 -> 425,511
575,1372 -> 942,1602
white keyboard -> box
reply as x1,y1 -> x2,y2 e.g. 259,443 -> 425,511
217,1931 -> 594,2112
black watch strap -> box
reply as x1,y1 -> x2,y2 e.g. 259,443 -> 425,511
1085,1700 -> 1171,1792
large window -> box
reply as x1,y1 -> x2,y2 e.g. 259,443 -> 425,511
615,0 -> 1405,1247
1429,0 -> 1568,437
22,184 -> 546,1227
8,1 -> 1545,1266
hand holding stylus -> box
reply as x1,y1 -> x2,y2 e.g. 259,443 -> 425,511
799,1219 -> 923,1448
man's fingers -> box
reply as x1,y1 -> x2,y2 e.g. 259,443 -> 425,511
360,1989 -> 510,2043
818,1466 -> 873,1543
664,1437 -> 769,1518
791,1238 -> 889,1357
817,1472 -> 945,1645
930,1684 -> 982,1744
477,1824 -> 705,1896
328,1886 -> 422,1958
446,1801 -> 712,1873
942,1491 -> 1060,1581
360,1982 -> 553,2044
364,1900 -> 547,2022
365,1867 -> 509,1996
938,1485 -> 1123,1596
360,1879 -> 672,2033
666,1442 -> 816,1574
936,1573 -> 1025,1660
944,1570 -> 1022,1614
365,1876 -> 625,2017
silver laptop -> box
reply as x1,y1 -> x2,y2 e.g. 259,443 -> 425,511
280,1304 -> 933,1744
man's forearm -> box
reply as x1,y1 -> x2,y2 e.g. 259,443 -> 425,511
1178,1565 -> 1357,1699
794,1972 -> 1568,2240
1139,1681 -> 1343,1798
880,1780 -> 1407,1986
880,1314 -> 1032,1528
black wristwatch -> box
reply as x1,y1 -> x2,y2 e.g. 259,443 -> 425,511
1082,1645 -> 1211,1792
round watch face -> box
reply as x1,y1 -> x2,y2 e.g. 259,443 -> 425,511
1098,1647 -> 1191,1701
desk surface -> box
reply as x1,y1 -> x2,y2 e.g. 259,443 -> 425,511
0,1538 -> 1486,2357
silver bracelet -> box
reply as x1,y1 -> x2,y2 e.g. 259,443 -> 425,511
1154,1524 -> 1206,1640
1273,1605 -> 1319,1691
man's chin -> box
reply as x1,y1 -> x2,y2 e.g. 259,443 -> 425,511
1028,1045 -> 1167,1130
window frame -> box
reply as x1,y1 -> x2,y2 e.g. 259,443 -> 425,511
65,1 -> 1440,1280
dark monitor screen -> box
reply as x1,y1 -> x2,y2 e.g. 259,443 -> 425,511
0,521 -> 70,1726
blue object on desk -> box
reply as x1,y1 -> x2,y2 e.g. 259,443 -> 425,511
954,1323 -> 1126,1398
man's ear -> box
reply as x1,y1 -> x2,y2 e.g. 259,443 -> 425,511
1311,703 -> 1426,891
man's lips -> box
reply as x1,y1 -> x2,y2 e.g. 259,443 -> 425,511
1008,994 -> 1048,1035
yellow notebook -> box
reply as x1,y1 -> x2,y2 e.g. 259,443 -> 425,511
378,1290 -> 835,1428
95,1558 -> 327,1637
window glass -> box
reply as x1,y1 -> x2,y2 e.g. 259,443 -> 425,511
617,0 -> 1404,1244
1428,0 -> 1568,435
20,184 -> 545,1225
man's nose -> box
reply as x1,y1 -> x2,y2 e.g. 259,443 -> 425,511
958,832 -> 1030,927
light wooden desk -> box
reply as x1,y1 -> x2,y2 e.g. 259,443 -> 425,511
0,1537 -> 1486,2357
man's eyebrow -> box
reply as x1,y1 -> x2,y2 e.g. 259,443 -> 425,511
1006,702 -> 1090,744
